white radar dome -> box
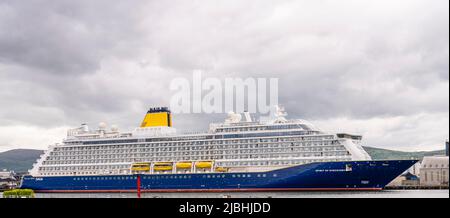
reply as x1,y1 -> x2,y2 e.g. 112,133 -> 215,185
98,122 -> 107,130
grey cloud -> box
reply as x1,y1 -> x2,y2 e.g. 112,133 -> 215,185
0,0 -> 448,150
0,0 -> 146,75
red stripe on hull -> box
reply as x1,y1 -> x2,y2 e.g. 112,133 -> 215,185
35,187 -> 383,193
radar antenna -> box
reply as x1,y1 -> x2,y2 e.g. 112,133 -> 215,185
274,105 -> 288,123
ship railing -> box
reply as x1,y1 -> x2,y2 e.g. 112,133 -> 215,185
210,122 -> 261,127
180,131 -> 210,135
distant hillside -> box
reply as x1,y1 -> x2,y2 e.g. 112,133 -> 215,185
0,149 -> 44,173
363,146 -> 445,160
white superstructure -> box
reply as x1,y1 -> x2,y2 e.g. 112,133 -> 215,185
29,106 -> 371,177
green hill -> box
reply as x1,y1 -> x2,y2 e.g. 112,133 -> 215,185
363,146 -> 445,160
0,149 -> 44,173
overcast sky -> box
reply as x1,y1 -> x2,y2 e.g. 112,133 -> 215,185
0,0 -> 448,152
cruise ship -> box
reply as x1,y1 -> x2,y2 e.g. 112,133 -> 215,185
20,106 -> 417,192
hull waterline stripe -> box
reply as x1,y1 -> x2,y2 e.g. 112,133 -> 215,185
34,187 -> 383,193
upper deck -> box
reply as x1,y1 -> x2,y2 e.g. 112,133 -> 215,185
28,106 -> 371,177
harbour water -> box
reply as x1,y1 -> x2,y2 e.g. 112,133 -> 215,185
1,190 -> 448,198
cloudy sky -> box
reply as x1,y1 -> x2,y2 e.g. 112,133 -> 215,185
0,0 -> 448,152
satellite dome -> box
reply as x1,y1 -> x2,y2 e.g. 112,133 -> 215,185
98,122 -> 107,130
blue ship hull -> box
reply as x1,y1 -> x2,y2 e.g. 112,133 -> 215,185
20,160 -> 417,192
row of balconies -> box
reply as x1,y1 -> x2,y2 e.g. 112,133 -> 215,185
55,134 -> 338,150
41,152 -> 351,166
45,147 -> 348,161
50,141 -> 343,157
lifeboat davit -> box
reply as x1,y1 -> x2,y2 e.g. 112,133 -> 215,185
195,161 -> 213,169
153,162 -> 173,171
131,162 -> 151,172
176,162 -> 192,169
215,167 -> 228,172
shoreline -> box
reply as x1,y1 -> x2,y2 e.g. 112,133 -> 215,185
385,186 -> 449,190
2,187 -> 449,193
2,189 -> 448,199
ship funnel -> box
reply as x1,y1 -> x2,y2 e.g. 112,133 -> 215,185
140,107 -> 172,128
